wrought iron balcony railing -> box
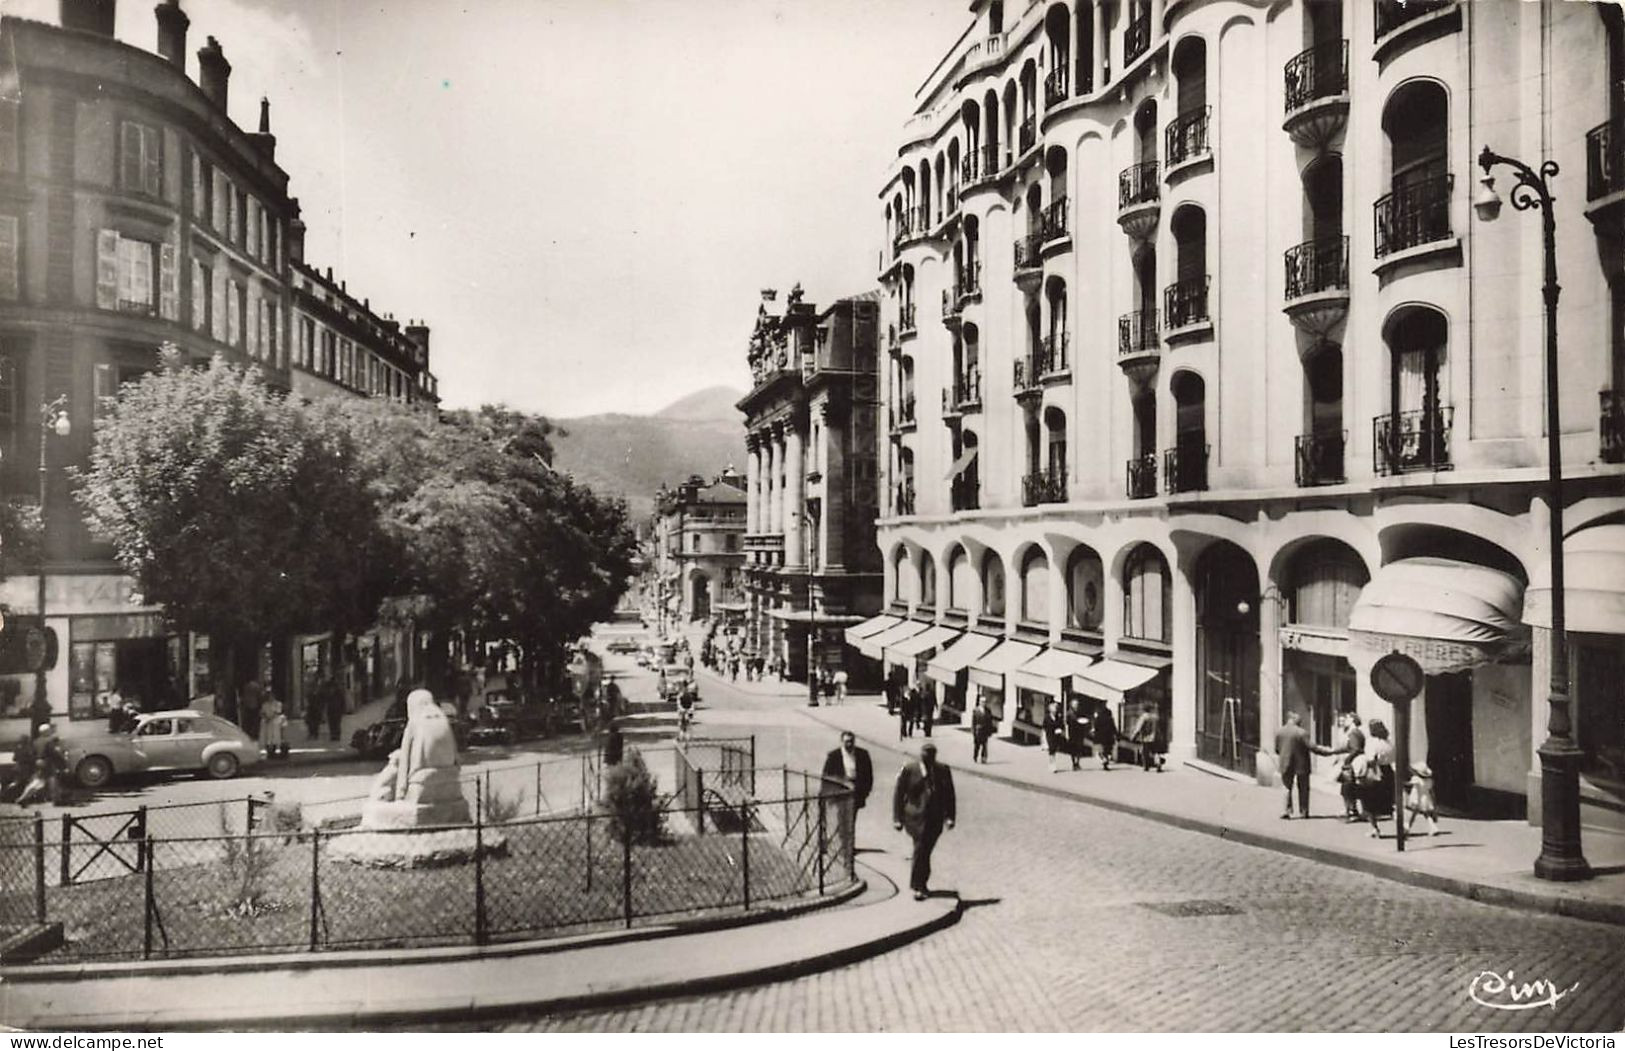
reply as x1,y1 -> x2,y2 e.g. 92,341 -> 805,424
1019,117 -> 1037,156
1373,172 -> 1453,257
1295,430 -> 1347,487
952,369 -> 983,412
1119,162 -> 1161,209
958,259 -> 982,300
1284,39 -> 1348,113
946,187 -> 959,217
890,395 -> 917,432
962,152 -> 981,185
1163,276 -> 1210,330
1040,331 -> 1069,376
1587,119 -> 1624,202
899,303 -> 917,336
982,144 -> 1004,179
1126,453 -> 1158,500
1045,67 -> 1070,109
942,288 -> 960,321
894,483 -> 916,516
1602,389 -> 1625,463
1013,357 -> 1041,396
1373,407 -> 1453,475
1125,11 -> 1152,64
1118,309 -> 1160,355
1022,467 -> 1068,507
1284,236 -> 1349,300
1013,232 -> 1043,271
1374,0 -> 1452,40
951,475 -> 980,512
1164,443 -> 1209,494
1041,194 -> 1070,244
1165,107 -> 1211,168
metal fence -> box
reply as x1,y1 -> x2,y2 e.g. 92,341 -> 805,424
1,750 -> 854,964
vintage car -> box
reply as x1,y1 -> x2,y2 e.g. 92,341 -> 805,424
351,698 -> 471,760
67,710 -> 264,787
605,638 -> 642,654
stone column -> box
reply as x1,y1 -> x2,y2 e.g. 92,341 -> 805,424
771,425 -> 788,536
763,431 -> 779,535
1168,559 -> 1198,764
784,423 -> 806,569
1093,2 -> 1106,84
745,437 -> 760,535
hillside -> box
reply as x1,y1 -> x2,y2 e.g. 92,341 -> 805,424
551,389 -> 747,522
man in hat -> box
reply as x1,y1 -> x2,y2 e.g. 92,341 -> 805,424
892,741 -> 956,901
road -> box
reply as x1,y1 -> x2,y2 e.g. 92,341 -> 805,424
485,653 -> 1625,1033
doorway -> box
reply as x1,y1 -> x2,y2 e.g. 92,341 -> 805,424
1425,670 -> 1475,808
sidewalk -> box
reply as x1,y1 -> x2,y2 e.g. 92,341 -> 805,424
805,692 -> 1625,926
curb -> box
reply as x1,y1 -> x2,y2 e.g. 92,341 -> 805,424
812,710 -> 1625,929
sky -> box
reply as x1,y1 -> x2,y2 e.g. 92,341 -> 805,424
11,0 -> 969,417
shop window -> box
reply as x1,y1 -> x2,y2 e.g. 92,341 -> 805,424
1066,546 -> 1104,632
69,640 -> 119,720
1576,638 -> 1625,787
1020,548 -> 1049,624
982,552 -> 1006,618
1123,543 -> 1171,642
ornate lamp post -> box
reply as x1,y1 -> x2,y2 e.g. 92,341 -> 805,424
32,395 -> 71,726
1474,146 -> 1591,881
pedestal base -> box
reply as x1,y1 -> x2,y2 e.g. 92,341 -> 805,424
328,827 -> 509,869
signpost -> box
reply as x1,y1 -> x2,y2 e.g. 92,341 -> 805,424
1370,651 -> 1425,853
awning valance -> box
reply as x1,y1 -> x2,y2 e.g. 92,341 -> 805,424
885,624 -> 960,663
966,639 -> 1042,689
843,614 -> 900,648
1524,524 -> 1625,634
857,618 -> 929,660
924,632 -> 1000,686
945,446 -> 979,480
1072,658 -> 1161,704
1011,647 -> 1099,696
1348,556 -> 1528,675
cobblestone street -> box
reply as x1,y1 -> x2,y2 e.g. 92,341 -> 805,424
491,668 -> 1625,1033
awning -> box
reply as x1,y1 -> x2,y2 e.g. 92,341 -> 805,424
966,639 -> 1042,690
1524,524 -> 1625,634
1348,556 -> 1528,675
924,632 -> 1000,686
944,446 -> 979,480
1072,658 -> 1161,704
856,618 -> 929,660
843,614 -> 900,648
1011,647 -> 1099,696
885,624 -> 960,664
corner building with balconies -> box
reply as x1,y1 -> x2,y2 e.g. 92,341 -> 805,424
873,0 -> 1625,832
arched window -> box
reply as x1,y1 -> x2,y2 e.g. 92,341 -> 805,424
1299,342 -> 1345,486
1043,147 -> 1068,243
1380,306 -> 1449,473
982,551 -> 1006,618
1044,5 -> 1072,106
1285,540 -> 1367,628
1020,547 -> 1050,624
1044,275 -> 1068,369
1066,546 -> 1105,632
1168,205 -> 1208,328
983,88 -> 1002,173
963,215 -> 981,293
1168,37 -> 1209,166
948,545 -> 974,612
1123,544 -> 1171,642
1045,406 -> 1067,480
919,551 -> 937,608
1170,370 -> 1207,493
1135,99 -> 1159,167
1377,81 -> 1450,256
893,548 -> 914,606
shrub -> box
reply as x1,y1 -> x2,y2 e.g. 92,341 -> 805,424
597,749 -> 668,846
218,810 -> 279,917
483,787 -> 523,824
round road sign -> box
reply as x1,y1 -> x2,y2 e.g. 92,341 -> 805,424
1371,651 -> 1425,704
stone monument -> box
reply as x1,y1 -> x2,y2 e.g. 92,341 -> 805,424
360,689 -> 471,829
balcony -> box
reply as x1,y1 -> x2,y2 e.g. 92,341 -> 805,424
958,260 -> 982,303
962,152 -> 981,186
941,288 -> 961,327
1283,40 -> 1349,149
1013,232 -> 1044,285
951,476 -> 980,513
886,324 -> 902,359
1283,236 -> 1349,335
1125,453 -> 1158,500
950,369 -> 983,414
1373,407 -> 1453,475
981,144 -> 1005,182
1586,118 -> 1625,231
1124,11 -> 1151,66
1039,332 -> 1069,378
1373,172 -> 1454,261
1164,443 -> 1208,495
1163,276 -> 1211,339
889,396 -> 917,435
1117,309 -> 1161,383
899,303 -> 918,339
1374,0 -> 1458,61
1022,467 -> 1068,507
1013,357 -> 1042,399
1044,66 -> 1069,110
1019,117 -> 1037,158
893,483 -> 916,517
1117,162 -> 1161,240
1603,390 -> 1624,464
1295,430 -> 1347,487
1164,107 -> 1212,175
1041,195 -> 1070,250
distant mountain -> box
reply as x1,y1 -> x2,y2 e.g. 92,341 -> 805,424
551,388 -> 747,522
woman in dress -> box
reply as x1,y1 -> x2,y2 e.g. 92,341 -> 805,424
1360,718 -> 1397,837
1042,700 -> 1068,774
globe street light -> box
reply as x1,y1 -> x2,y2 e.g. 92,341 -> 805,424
1475,144 -> 1591,882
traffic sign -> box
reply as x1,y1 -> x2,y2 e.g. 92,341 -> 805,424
1371,651 -> 1425,704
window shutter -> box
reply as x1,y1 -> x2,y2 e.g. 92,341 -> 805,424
213,172 -> 226,232
158,242 -> 177,320
0,100 -> 17,173
225,183 -> 235,243
119,122 -> 141,190
211,268 -> 226,341
190,153 -> 204,220
143,126 -> 161,197
95,229 -> 119,309
0,215 -> 17,300
247,202 -> 259,261
93,362 -> 113,424
227,281 -> 240,346
190,258 -> 205,330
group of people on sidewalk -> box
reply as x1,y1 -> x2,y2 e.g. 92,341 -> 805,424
2,723 -> 68,805
821,730 -> 955,903
887,675 -> 937,739
1274,709 -> 1439,837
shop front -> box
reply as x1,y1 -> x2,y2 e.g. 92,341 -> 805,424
884,624 -> 960,714
966,639 -> 1041,742
1073,653 -> 1169,758
1193,542 -> 1262,776
924,632 -> 999,721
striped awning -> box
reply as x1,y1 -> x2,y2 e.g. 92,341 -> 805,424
856,619 -> 929,660
1011,647 -> 1099,697
884,624 -> 960,664
1072,659 -> 1161,704
843,614 -> 900,648
966,639 -> 1042,690
924,632 -> 1000,686
1524,525 -> 1625,634
1349,556 -> 1528,675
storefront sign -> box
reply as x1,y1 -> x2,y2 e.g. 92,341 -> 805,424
70,614 -> 169,642
1350,629 -> 1502,676
1278,625 -> 1348,657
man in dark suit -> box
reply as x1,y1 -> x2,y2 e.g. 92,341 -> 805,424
892,741 -> 956,900
1274,709 -> 1313,819
821,731 -> 874,860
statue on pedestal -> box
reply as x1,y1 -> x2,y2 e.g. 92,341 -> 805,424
360,689 -> 471,829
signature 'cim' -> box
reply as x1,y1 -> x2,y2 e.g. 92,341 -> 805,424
1469,969 -> 1580,1012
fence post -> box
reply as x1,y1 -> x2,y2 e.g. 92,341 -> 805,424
749,736 -> 757,796
245,795 -> 254,834
474,782 -> 488,946
58,813 -> 70,887
741,799 -> 751,911
695,769 -> 706,835
536,761 -> 543,817
584,810 -> 593,892
33,814 -> 45,924
135,805 -> 148,873
483,769 -> 493,822
815,797 -> 826,896
621,832 -> 632,929
782,766 -> 790,832
308,829 -> 322,951
141,837 -> 155,960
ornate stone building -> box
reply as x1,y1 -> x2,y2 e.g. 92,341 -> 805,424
652,470 -> 748,626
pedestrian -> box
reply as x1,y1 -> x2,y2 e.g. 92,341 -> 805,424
898,682 -> 917,739
325,675 -> 347,742
304,678 -> 326,740
1332,711 -> 1366,821
820,730 -> 874,857
971,702 -> 995,764
892,741 -> 956,901
261,688 -> 288,760
603,723 -> 624,767
1065,697 -> 1092,771
1358,718 -> 1396,838
3,733 -> 37,803
1043,700 -> 1068,773
919,684 -> 935,737
1129,704 -> 1167,772
884,670 -> 900,716
1092,700 -> 1117,771
1404,762 -> 1440,837
238,677 -> 263,739
821,668 -> 836,704
17,725 -> 66,806
833,667 -> 848,704
454,669 -> 473,719
1274,709 -> 1313,819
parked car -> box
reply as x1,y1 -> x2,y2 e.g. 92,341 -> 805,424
351,699 -> 471,760
67,710 -> 263,788
605,638 -> 642,654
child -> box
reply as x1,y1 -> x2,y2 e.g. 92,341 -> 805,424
1405,762 -> 1439,836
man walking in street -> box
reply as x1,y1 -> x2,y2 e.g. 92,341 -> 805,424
892,741 -> 956,901
820,730 -> 874,858
971,701 -> 995,764
1274,709 -> 1313,819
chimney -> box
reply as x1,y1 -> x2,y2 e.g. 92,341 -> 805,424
249,96 -> 276,159
154,0 -> 188,69
287,198 -> 305,264
197,36 -> 230,112
404,322 -> 431,364
60,0 -> 116,36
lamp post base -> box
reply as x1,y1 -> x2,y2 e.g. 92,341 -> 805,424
1534,738 -> 1592,882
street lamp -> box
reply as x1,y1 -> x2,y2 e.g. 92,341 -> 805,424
801,510 -> 819,707
1475,145 -> 1591,882
32,396 -> 71,728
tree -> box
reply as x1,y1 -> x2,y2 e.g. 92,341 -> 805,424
74,351 -> 385,720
